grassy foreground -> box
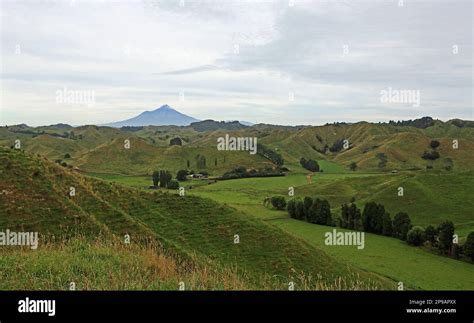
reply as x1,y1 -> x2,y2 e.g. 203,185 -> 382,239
0,237 -> 247,290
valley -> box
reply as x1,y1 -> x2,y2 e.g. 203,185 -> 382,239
1,114 -> 473,290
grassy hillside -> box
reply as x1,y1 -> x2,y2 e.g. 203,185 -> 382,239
273,219 -> 474,290
182,174 -> 474,289
295,171 -> 474,238
2,118 -> 474,175
0,147 -> 391,290
0,238 -> 249,290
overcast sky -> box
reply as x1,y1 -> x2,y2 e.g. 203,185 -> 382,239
0,0 -> 472,126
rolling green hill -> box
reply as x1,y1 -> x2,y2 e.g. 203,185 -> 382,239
0,147 -> 392,290
2,117 -> 474,175
181,173 -> 474,290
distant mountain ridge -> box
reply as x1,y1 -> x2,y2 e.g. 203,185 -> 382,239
190,120 -> 248,132
104,105 -> 199,127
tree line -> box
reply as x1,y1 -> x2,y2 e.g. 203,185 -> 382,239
269,195 -> 474,263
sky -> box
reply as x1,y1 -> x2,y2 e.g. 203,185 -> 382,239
0,0 -> 472,126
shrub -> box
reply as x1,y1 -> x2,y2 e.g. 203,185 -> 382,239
329,139 -> 345,152
167,179 -> 179,189
271,196 -> 287,210
349,162 -> 357,171
169,137 -> 182,146
407,226 -> 425,246
176,170 -> 188,181
300,158 -> 320,172
421,150 -> 440,160
430,140 -> 440,149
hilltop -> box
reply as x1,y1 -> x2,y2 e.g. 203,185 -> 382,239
1,116 -> 474,175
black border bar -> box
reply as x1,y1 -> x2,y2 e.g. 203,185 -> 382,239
0,291 -> 473,321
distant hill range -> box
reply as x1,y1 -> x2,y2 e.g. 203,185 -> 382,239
2,115 -> 474,175
190,120 -> 248,132
104,105 -> 199,127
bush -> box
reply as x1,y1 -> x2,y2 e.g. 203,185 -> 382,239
300,158 -> 320,172
407,226 -> 425,246
349,162 -> 357,171
430,140 -> 440,149
167,180 -> 180,189
329,139 -> 345,152
271,196 -> 287,210
176,170 -> 188,181
169,137 -> 182,146
421,150 -> 440,160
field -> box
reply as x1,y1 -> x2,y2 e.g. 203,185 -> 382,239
274,219 -> 474,290
81,167 -> 474,290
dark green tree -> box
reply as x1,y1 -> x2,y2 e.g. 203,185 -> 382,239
159,170 -> 172,188
349,203 -> 362,230
437,220 -> 455,253
362,202 -> 385,234
295,200 -> 305,220
176,170 -> 188,181
339,203 -> 350,228
271,196 -> 287,210
303,196 -> 313,220
424,225 -> 437,246
392,212 -> 412,240
407,226 -> 425,246
287,199 -> 297,218
382,213 -> 393,236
